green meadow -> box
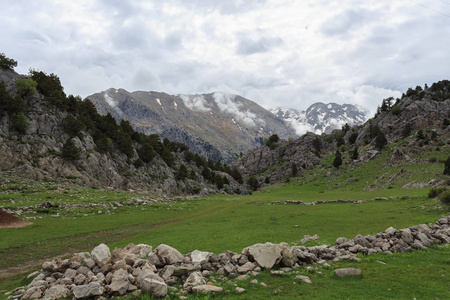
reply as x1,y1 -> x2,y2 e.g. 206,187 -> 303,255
1,143 -> 449,299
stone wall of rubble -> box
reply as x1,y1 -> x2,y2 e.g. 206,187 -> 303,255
9,216 -> 450,299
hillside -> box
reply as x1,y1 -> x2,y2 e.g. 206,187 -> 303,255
87,89 -> 297,163
233,82 -> 450,189
0,58 -> 246,196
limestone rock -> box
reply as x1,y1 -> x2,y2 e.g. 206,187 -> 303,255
295,275 -> 312,284
183,271 -> 206,289
107,269 -> 129,296
334,268 -> 362,277
237,262 -> 256,273
73,283 -> 104,299
43,285 -> 70,300
190,250 -> 210,265
140,278 -> 168,298
91,244 -> 111,267
247,242 -> 282,269
154,244 -> 184,265
192,285 -> 223,294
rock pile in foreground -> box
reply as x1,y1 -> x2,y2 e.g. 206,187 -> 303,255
9,216 -> 450,299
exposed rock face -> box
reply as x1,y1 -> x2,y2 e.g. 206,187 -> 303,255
11,215 -> 450,299
232,132 -> 331,184
88,89 -> 298,163
0,68 -> 244,195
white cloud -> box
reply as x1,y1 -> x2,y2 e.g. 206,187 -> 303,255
179,94 -> 211,112
1,0 -> 449,114
212,92 -> 263,127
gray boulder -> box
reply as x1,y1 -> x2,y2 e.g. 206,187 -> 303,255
154,244 -> 184,265
140,278 -> 168,298
43,285 -> 70,300
91,243 -> 111,267
192,285 -> 223,294
247,242 -> 282,269
107,269 -> 129,296
72,283 -> 104,299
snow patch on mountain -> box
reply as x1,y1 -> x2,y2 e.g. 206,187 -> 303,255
270,102 -> 369,135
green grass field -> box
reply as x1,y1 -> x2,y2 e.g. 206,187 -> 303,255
1,143 -> 449,299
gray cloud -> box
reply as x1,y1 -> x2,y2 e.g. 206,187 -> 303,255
1,0 -> 449,116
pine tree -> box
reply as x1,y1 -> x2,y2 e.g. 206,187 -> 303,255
333,149 -> 342,168
62,138 -> 80,160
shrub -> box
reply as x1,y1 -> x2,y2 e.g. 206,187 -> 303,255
0,53 -> 17,70
61,138 -> 80,160
444,156 -> 450,175
15,78 -> 38,97
391,105 -> 402,115
439,190 -> 450,204
247,176 -> 260,191
428,187 -> 447,198
348,132 -> 358,144
175,164 -> 188,180
375,131 -> 387,150
62,114 -> 84,137
11,112 -> 29,134
333,149 -> 342,168
402,123 -> 412,138
264,134 -> 279,149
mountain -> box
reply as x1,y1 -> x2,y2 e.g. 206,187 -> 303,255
233,82 -> 450,187
0,62 -> 247,196
270,102 -> 369,135
87,89 -> 297,163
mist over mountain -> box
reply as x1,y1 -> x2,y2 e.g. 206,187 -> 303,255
88,89 -> 369,163
87,89 -> 297,163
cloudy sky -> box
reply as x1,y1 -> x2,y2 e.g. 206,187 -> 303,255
2,0 -> 450,114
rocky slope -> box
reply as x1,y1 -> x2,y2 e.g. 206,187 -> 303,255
87,90 -> 297,163
0,66 -> 245,195
233,82 -> 450,186
270,102 -> 369,135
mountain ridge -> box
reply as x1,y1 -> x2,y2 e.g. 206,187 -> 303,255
88,89 -> 369,162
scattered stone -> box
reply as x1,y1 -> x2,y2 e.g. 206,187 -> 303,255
73,283 -> 104,299
235,287 -> 246,294
334,268 -> 362,277
295,275 -> 312,284
192,285 -> 223,294
246,242 -> 282,269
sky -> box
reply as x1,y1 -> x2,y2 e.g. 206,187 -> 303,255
1,0 -> 450,114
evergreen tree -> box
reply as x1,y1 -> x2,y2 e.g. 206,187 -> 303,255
10,112 -> 29,134
175,164 -> 188,180
215,175 -> 224,189
375,131 -> 387,150
333,149 -> 342,168
61,138 -> 80,160
247,176 -> 260,191
444,156 -> 450,176
291,163 -> 298,177
351,147 -> 359,160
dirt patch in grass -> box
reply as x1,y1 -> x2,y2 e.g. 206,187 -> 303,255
0,210 -> 32,229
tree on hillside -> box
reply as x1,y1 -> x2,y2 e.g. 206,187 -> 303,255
11,112 -> 30,134
444,156 -> 450,175
375,130 -> 387,150
291,163 -> 298,177
333,149 -> 342,168
247,176 -> 260,191
61,138 -> 80,160
15,78 -> 38,97
0,53 -> 17,70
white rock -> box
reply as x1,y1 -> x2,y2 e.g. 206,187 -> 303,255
91,244 -> 111,267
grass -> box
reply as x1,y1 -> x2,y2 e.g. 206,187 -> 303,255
0,141 -> 449,299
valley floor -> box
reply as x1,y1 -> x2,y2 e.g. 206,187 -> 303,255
0,171 -> 449,299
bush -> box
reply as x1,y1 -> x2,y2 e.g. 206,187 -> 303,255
61,138 -> 80,160
375,130 -> 387,150
62,114 -> 84,137
0,53 -> 17,70
11,112 -> 29,134
444,156 -> 450,175
333,149 -> 342,169
428,187 -> 447,198
247,176 -> 260,191
391,105 -> 402,115
15,78 -> 38,97
439,190 -> 450,204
